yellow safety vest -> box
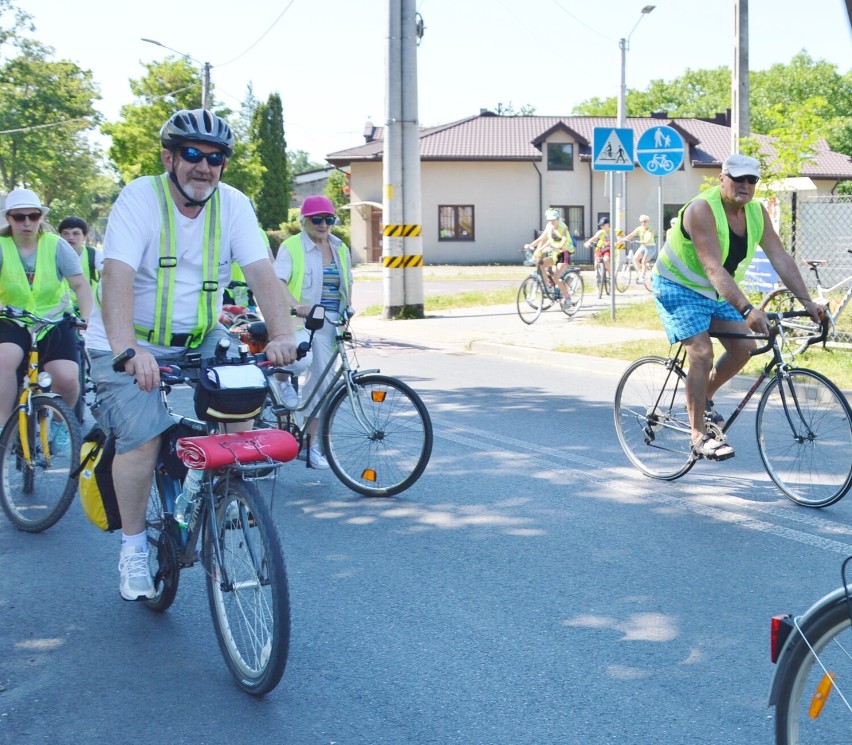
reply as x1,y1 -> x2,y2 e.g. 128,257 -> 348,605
655,186 -> 764,298
0,234 -> 72,324
133,174 -> 221,348
281,233 -> 351,312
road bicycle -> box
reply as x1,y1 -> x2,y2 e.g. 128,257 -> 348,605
768,555 -> 852,743
254,307 -> 433,498
615,242 -> 654,293
0,306 -> 85,532
516,248 -> 584,324
594,250 -> 612,299
759,248 -> 852,356
613,311 -> 852,508
110,340 -> 298,696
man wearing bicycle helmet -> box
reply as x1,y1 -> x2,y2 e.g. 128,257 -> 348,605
652,153 -> 822,461
85,108 -> 299,601
525,208 -> 571,302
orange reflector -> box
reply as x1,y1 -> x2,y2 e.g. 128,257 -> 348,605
361,468 -> 377,482
371,390 -> 386,403
809,671 -> 836,718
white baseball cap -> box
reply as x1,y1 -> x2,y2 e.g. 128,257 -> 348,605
3,188 -> 49,216
721,154 -> 760,179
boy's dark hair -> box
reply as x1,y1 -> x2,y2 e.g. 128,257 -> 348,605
58,216 -> 88,235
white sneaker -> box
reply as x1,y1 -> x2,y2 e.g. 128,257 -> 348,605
118,545 -> 155,601
277,379 -> 299,409
297,445 -> 330,470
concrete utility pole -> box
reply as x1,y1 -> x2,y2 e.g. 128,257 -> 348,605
141,38 -> 211,110
731,0 -> 750,151
382,0 -> 424,319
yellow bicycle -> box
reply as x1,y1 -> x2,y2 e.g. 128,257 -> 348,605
0,306 -> 84,532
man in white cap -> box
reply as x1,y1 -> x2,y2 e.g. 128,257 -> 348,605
652,154 -> 822,461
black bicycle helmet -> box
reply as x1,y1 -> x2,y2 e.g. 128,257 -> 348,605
159,109 -> 235,156
598,216 -> 610,228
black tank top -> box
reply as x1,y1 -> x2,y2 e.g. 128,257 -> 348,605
723,226 -> 748,276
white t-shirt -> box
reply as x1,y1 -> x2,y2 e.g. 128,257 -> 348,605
86,175 -> 267,354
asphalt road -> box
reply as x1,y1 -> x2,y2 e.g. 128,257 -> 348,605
3,335 -> 851,744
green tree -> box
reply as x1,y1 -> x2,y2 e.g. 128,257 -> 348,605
288,149 -> 322,175
251,92 -> 289,230
493,102 -> 536,116
221,85 -> 263,200
0,1 -> 103,203
324,169 -> 349,225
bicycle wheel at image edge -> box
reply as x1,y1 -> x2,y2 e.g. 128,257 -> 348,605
516,275 -> 544,324
756,368 -> 852,508
0,396 -> 82,532
204,476 -> 290,696
773,599 -> 851,744
322,374 -> 433,498
560,270 -> 584,317
613,357 -> 696,480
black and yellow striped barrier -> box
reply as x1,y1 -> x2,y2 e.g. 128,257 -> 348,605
383,224 -> 422,238
382,254 -> 423,269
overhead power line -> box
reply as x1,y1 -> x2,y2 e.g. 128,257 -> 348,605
0,116 -> 91,135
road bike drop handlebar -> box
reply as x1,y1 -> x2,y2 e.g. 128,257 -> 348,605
711,310 -> 830,357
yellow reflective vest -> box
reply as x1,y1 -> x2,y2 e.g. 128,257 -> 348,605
0,233 -> 72,321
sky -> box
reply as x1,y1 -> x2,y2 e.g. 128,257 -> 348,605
19,0 -> 852,164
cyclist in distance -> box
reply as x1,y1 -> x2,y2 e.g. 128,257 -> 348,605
58,216 -> 102,294
0,189 -> 94,429
273,195 -> 354,469
585,216 -> 611,267
625,214 -> 656,281
652,153 -> 822,461
84,108 -> 299,601
526,208 -> 571,302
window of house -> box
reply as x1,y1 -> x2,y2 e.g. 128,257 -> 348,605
547,143 -> 574,171
438,205 -> 475,241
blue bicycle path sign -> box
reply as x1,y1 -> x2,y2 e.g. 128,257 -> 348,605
636,125 -> 684,176
593,128 -> 634,172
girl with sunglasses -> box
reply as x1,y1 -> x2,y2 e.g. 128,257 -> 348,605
274,195 -> 353,469
0,188 -> 94,432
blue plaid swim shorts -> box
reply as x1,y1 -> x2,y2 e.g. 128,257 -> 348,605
652,274 -> 743,343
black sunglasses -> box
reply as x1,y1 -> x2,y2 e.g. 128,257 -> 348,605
310,215 -> 336,226
727,174 -> 759,184
178,146 -> 226,167
9,212 -> 42,223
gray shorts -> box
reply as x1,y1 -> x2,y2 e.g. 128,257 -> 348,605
88,326 -> 237,454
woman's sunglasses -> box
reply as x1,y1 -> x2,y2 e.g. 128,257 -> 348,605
727,174 -> 759,185
309,215 -> 336,226
179,146 -> 227,167
9,212 -> 42,223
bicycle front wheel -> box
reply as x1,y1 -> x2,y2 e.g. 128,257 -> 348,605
756,368 -> 852,508
595,263 -> 606,299
614,357 -> 695,480
774,599 -> 852,744
615,263 -> 631,293
322,374 -> 433,497
560,269 -> 584,317
0,396 -> 81,532
205,476 -> 290,696
516,275 -> 544,324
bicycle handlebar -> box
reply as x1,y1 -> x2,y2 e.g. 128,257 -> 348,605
711,310 -> 829,357
0,305 -> 86,330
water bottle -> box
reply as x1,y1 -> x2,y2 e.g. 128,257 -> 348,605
174,468 -> 203,528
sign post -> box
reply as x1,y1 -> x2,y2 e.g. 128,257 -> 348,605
593,127 -> 634,319
637,125 -> 685,256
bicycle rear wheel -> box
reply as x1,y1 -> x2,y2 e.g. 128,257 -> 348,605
322,374 -> 433,497
614,357 -> 695,480
759,289 -> 818,357
0,396 -> 81,532
516,275 -> 544,324
205,476 -> 290,696
560,269 -> 584,317
144,472 -> 181,612
756,368 -> 852,508
615,263 -> 631,293
773,599 -> 852,744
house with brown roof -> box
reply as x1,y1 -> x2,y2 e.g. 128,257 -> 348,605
327,110 -> 852,265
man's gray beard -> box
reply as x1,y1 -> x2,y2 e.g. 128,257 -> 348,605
181,178 -> 215,203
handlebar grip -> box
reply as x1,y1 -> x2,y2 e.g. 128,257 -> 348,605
112,348 -> 136,373
296,340 -> 311,360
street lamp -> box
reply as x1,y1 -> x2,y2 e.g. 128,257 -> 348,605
141,37 -> 212,110
617,5 -> 655,127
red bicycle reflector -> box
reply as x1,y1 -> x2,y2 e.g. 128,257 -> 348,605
771,614 -> 794,663
371,390 -> 386,403
361,468 -> 377,482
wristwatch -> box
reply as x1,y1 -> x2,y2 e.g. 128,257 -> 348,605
741,303 -> 754,319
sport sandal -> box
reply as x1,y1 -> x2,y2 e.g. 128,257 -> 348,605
691,433 -> 735,461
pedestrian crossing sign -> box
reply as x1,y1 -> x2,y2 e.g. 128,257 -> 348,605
593,128 -> 635,172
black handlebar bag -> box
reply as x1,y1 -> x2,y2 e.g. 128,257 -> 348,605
194,363 -> 269,423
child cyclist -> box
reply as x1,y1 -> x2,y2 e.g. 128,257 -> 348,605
525,208 -> 571,302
